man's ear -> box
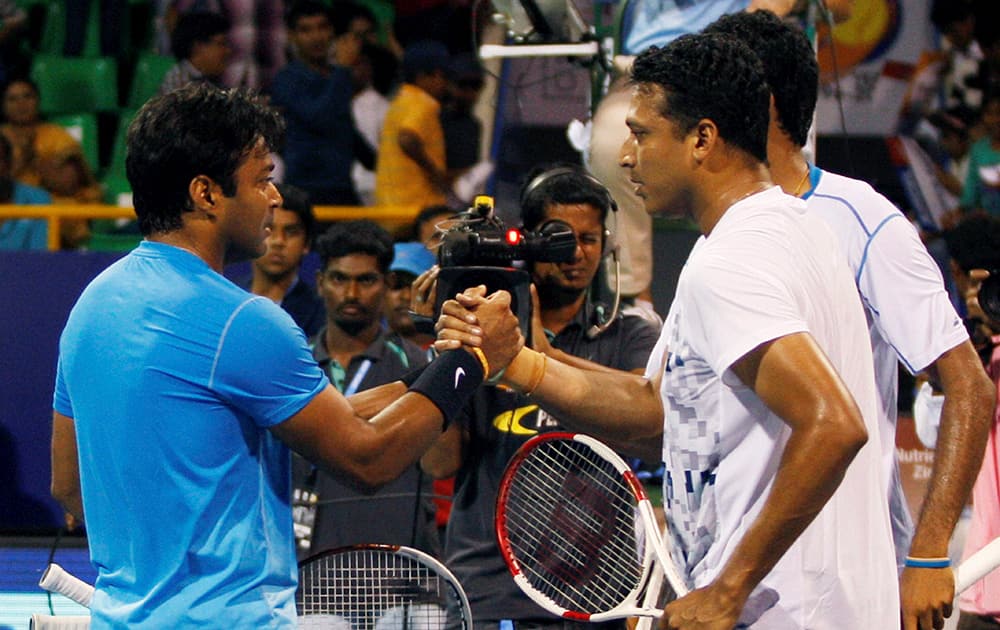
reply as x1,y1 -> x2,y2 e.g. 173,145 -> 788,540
691,119 -> 718,161
188,175 -> 217,213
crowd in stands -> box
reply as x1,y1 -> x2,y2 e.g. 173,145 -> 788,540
0,0 -> 488,251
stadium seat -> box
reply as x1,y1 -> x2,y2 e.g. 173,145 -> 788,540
126,53 -> 173,109
37,0 -> 100,57
30,55 -> 119,115
50,112 -> 100,173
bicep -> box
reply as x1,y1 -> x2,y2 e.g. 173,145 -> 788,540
731,332 -> 864,436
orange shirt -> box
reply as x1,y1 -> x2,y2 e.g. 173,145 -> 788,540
375,84 -> 446,207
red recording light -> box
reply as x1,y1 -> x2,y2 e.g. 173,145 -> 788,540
505,228 -> 522,245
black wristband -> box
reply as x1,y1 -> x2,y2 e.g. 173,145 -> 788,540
398,365 -> 427,387
408,350 -> 484,429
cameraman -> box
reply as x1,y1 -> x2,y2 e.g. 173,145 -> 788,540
944,215 -> 1000,630
419,165 -> 661,629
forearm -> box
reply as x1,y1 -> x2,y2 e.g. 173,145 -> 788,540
501,349 -> 663,457
911,342 -> 995,556
50,412 -> 84,523
398,131 -> 448,192
420,424 -> 465,479
348,381 -> 410,420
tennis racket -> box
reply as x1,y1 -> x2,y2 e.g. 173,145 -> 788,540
296,544 -> 473,630
39,563 -> 94,608
956,535 -> 1000,594
495,432 -> 692,622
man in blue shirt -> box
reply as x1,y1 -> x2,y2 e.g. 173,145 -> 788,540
50,83 -> 522,628
270,1 -> 368,205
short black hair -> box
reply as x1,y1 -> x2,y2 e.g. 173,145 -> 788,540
170,11 -> 231,61
630,33 -> 769,163
126,83 -> 284,236
402,40 -> 450,84
285,0 -> 332,30
314,219 -> 394,273
276,183 -> 317,247
930,0 -> 975,32
945,214 -> 1000,272
361,41 -> 399,96
704,10 -> 817,149
331,1 -> 377,36
519,163 -> 612,232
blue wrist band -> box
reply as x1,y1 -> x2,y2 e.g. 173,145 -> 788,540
904,557 -> 950,569
408,350 -> 483,429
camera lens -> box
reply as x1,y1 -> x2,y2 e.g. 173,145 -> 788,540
977,272 -> 1000,323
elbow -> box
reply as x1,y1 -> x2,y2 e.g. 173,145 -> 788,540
825,410 -> 869,465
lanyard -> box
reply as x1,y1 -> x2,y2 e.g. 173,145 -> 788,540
329,358 -> 373,396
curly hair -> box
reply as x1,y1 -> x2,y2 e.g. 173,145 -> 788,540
314,219 -> 394,273
630,33 -> 769,163
704,10 -> 818,149
126,83 -> 284,236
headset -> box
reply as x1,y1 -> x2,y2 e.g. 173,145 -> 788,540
518,165 -> 622,339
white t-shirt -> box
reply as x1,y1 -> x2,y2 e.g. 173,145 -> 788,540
805,166 -> 969,565
648,187 -> 897,628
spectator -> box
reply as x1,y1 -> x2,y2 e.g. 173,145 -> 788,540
375,40 -> 451,209
421,165 -> 660,627
942,215 -> 1000,630
246,183 -> 325,337
159,10 -> 232,94
441,52 -> 484,173
38,145 -> 99,249
961,95 -> 1000,217
0,132 -> 51,249
293,220 -> 437,557
271,0 -> 367,205
0,79 -> 101,200
156,0 -> 286,90
384,240 -> 435,347
351,41 -> 398,205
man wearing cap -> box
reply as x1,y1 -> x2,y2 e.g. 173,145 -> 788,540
375,39 -> 452,208
292,219 -> 438,557
385,241 -> 437,348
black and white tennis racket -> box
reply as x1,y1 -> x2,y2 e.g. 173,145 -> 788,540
296,544 -> 473,630
495,432 -> 692,622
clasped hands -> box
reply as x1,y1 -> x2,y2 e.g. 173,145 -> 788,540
433,285 -> 523,380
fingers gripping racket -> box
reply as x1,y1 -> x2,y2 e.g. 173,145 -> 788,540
495,432 -> 689,622
296,544 -> 473,630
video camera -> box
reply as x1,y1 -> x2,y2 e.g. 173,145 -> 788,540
434,195 -> 577,339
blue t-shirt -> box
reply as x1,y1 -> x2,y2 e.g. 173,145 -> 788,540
0,183 -> 52,249
621,0 -> 749,55
53,241 -> 327,628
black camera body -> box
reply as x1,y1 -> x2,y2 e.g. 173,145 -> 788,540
434,196 -> 577,339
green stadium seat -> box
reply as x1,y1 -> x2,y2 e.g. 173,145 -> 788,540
30,54 -> 119,115
126,53 -> 173,109
101,108 -> 134,202
49,112 -> 99,173
37,0 -> 101,57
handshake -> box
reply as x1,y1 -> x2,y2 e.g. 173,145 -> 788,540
431,284 -> 549,396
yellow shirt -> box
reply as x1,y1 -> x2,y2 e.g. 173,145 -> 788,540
375,84 -> 446,207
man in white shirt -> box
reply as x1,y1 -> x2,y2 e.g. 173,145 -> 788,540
704,12 -> 995,630
438,33 -> 897,629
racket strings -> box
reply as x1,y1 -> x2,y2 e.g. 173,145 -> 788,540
296,549 -> 463,630
503,440 -> 644,613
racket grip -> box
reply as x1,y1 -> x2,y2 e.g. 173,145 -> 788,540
39,563 -> 94,608
955,536 -> 1000,594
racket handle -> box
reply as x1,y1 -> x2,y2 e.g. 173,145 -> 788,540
39,563 -> 94,608
955,536 -> 1000,595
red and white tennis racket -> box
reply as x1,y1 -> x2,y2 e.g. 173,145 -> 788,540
296,543 -> 473,630
495,432 -> 691,622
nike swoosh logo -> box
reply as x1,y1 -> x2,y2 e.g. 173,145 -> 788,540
454,367 -> 466,389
